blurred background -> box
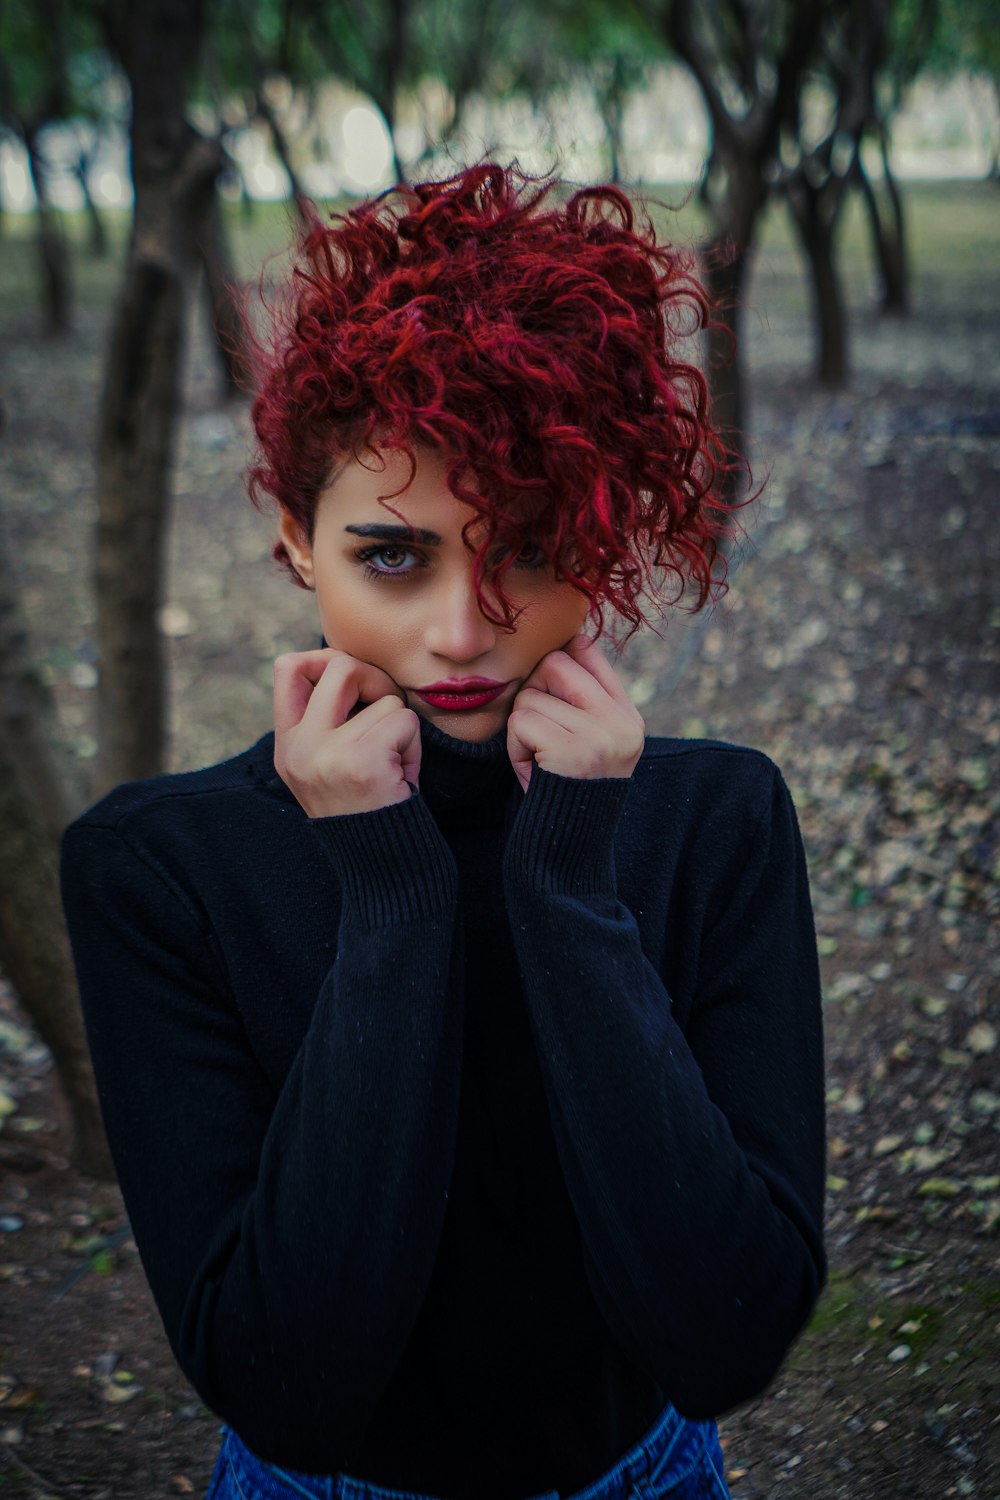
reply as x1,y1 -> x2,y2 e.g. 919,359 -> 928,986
1,1 -> 998,1497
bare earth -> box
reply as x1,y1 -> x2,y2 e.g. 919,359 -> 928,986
0,183 -> 998,1499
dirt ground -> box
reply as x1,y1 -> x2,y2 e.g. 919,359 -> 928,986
0,182 -> 998,1499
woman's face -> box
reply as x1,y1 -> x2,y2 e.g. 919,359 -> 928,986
277,444 -> 592,742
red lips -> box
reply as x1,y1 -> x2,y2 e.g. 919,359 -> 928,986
413,678 -> 510,711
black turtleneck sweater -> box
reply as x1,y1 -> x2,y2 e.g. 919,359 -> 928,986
59,715 -> 826,1499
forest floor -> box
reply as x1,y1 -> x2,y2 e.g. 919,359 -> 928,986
0,181 -> 998,1500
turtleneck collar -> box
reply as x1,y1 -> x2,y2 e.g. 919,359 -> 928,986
415,714 -> 518,829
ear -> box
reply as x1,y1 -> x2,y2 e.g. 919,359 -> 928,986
277,509 -> 315,588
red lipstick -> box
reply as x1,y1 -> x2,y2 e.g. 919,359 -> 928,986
414,678 -> 509,711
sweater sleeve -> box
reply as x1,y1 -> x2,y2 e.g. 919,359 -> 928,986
501,758 -> 827,1418
60,791 -> 461,1471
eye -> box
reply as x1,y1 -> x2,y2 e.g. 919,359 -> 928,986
488,540 -> 548,570
356,544 -> 424,578
512,542 -> 547,569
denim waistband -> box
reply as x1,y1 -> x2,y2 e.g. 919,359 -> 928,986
217,1398 -> 720,1500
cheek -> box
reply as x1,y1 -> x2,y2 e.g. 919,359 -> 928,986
314,573 -> 378,650
538,590 -> 591,645
315,574 -> 421,667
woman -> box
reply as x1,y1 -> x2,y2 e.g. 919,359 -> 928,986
60,164 -> 826,1500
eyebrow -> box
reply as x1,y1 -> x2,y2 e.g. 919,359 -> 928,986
343,523 -> 442,544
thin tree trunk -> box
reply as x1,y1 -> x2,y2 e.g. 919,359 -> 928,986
196,187 -> 250,396
24,129 -> 72,333
600,90 -> 624,185
0,540 -> 111,1180
74,151 -> 110,258
94,260 -> 182,791
855,156 -> 908,314
787,175 -> 849,386
94,0 -> 213,796
254,88 -> 311,226
702,238 -> 752,497
379,0 -> 407,183
95,131 -> 220,795
876,131 -> 909,312
375,95 -> 404,186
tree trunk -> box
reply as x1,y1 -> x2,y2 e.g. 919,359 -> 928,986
94,260 -> 181,792
376,95 -> 404,186
196,188 -> 251,396
94,0 -> 212,796
875,131 -> 909,312
787,176 -> 848,386
0,539 -> 112,1180
75,152 -> 110,258
379,0 -> 407,184
24,129 -> 72,334
702,237 -> 752,499
600,87 -> 624,185
856,157 -> 908,314
254,88 -> 311,226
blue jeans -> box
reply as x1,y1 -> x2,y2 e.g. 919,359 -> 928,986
203,1402 -> 730,1499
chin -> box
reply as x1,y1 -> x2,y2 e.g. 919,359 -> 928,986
423,706 -> 508,742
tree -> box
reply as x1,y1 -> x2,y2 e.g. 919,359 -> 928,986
923,0 -> 1000,176
635,0 -> 827,480
0,0 -> 84,331
0,0 -> 246,1172
781,0 -> 893,384
302,0 -> 420,183
0,535 -> 111,1178
407,0 -> 517,168
537,0 -> 663,183
93,0 -> 218,797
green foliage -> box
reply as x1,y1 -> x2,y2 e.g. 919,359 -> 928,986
0,0 -> 109,130
889,0 -> 1000,94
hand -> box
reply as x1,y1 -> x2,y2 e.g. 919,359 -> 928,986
273,648 -> 422,817
506,634 -> 646,794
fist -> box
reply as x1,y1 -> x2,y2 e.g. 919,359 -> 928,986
507,634 -> 645,794
273,648 -> 422,817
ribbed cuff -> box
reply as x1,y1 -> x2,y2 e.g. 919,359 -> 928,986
308,792 -> 458,926
503,767 -> 631,895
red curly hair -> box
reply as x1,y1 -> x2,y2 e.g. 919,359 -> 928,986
248,161 -> 739,638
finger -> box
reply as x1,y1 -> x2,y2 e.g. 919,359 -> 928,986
562,633 -> 637,710
273,650 -> 338,738
522,649 -> 610,711
351,699 -> 423,788
337,692 -> 408,741
276,650 -> 403,737
306,654 -> 405,731
509,702 -> 574,747
511,685 -> 583,734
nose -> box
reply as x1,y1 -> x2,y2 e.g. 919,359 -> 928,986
423,566 -> 499,664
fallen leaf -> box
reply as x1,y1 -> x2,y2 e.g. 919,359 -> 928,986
966,1021 -> 997,1054
102,1382 -> 142,1405
919,995 -> 948,1018
4,1386 -> 42,1409
917,1177 -> 964,1198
